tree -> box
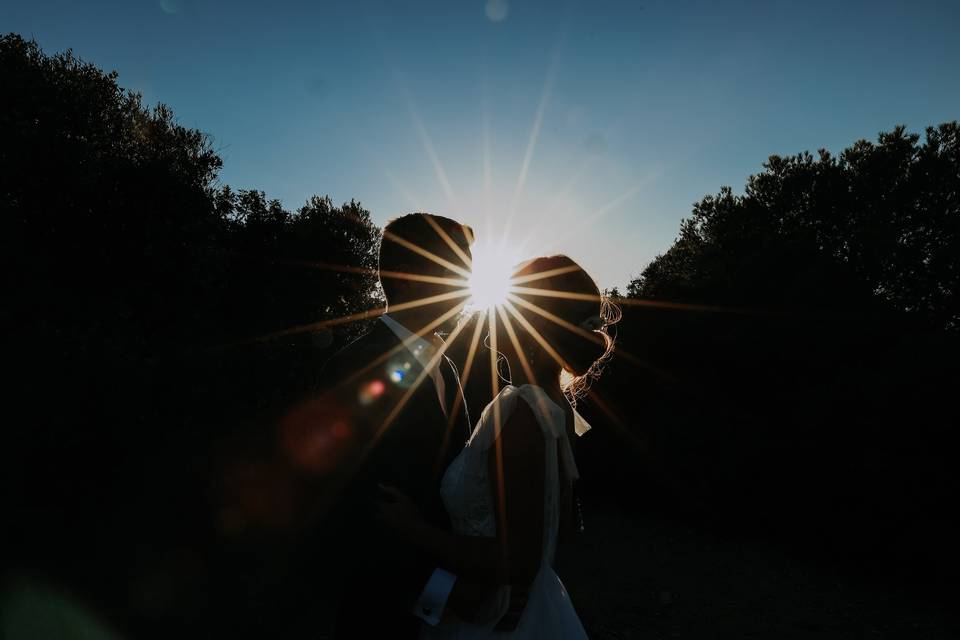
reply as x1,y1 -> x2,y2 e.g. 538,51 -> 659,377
213,188 -> 382,343
1,33 -> 225,360
597,125 -> 960,584
628,124 -> 960,330
1,33 -> 382,353
2,35 -> 385,635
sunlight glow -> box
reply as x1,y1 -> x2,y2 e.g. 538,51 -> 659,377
466,241 -> 521,311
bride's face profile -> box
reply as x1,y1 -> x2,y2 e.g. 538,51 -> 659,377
506,255 -> 618,394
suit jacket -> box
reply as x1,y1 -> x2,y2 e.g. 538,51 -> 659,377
319,318 -> 470,639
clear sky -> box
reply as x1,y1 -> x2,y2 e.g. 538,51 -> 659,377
4,0 -> 959,289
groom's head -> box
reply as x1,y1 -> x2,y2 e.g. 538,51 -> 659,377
379,213 -> 474,324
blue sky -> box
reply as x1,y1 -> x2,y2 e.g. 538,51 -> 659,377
4,0 -> 958,288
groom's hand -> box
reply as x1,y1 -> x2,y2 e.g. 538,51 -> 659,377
493,584 -> 530,631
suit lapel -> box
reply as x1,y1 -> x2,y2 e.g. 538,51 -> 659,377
375,320 -> 447,427
369,319 -> 469,481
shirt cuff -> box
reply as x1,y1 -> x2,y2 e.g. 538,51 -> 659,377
411,568 -> 457,626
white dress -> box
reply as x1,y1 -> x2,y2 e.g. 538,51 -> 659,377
421,384 -> 589,639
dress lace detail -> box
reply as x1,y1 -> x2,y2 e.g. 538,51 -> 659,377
439,445 -> 497,537
424,385 -> 588,639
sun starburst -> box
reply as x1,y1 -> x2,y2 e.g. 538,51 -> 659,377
465,241 -> 522,312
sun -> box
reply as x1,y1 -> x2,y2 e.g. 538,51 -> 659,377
466,241 -> 520,311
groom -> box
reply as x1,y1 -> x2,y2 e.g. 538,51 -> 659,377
320,213 -> 475,639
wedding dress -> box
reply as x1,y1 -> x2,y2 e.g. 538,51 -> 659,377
421,384 -> 589,639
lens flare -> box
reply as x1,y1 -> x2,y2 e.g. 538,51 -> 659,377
358,379 -> 386,405
279,397 -> 354,475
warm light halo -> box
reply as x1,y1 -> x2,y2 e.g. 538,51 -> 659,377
465,241 -> 521,312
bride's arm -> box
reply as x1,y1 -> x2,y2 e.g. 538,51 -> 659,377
486,399 -> 546,583
375,401 -> 546,585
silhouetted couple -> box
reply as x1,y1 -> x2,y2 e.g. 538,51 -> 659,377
317,213 -> 618,638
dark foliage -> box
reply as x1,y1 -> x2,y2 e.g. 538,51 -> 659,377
629,124 -> 960,330
2,34 -> 379,637
577,124 -> 960,596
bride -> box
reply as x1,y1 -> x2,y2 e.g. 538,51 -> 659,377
375,255 -> 619,639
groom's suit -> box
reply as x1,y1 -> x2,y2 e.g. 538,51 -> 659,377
319,316 -> 472,639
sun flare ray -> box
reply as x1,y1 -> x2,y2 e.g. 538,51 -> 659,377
502,300 -> 570,374
495,304 -> 537,386
402,88 -> 458,208
502,17 -> 568,242
425,215 -> 473,270
510,286 -> 752,315
382,231 -> 472,279
507,293 -> 603,344
486,305 -> 510,548
289,259 -> 468,287
507,293 -> 676,381
438,313 -> 488,474
384,167 -> 424,212
359,312 -> 473,464
331,300 -> 472,393
507,264 -> 581,286
509,286 -> 600,302
239,290 -> 469,351
455,313 -> 488,406
584,387 -> 646,450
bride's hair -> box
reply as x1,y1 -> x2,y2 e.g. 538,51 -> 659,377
509,255 -> 620,403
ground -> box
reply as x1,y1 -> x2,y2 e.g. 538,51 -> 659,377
560,502 -> 959,639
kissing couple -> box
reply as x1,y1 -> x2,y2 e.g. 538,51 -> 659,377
316,212 -> 618,639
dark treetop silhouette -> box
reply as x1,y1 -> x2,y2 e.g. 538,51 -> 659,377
630,124 -> 960,330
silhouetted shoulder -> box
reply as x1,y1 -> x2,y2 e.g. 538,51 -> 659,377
319,321 -> 395,387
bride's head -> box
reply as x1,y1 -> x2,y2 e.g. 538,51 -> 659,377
500,255 -> 620,400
